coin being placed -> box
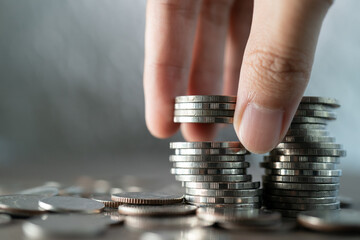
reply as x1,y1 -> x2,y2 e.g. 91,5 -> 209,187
174,148 -> 247,155
176,175 -> 252,182
170,141 -> 242,149
173,161 -> 249,169
111,192 -> 184,205
264,155 -> 340,163
118,204 -> 197,216
0,214 -> 11,225
22,214 -> 107,238
174,102 -> 236,110
185,195 -> 260,204
39,196 -> 104,213
0,195 -> 47,217
170,155 -> 246,162
264,169 -> 342,177
18,186 -> 59,197
173,116 -> 233,124
175,95 -> 236,103
171,168 -> 247,175
90,194 -> 121,208
183,181 -> 260,190
298,209 -> 360,232
174,109 -> 234,117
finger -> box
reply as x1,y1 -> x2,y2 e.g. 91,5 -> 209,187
181,0 -> 234,141
234,0 -> 333,153
223,0 -> 253,96
144,0 -> 202,138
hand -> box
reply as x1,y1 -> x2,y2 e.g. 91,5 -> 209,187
143,0 -> 333,153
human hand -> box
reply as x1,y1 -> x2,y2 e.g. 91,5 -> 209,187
143,0 -> 333,153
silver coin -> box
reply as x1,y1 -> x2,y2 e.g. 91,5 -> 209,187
186,188 -> 261,197
264,169 -> 342,176
270,149 -> 346,157
0,214 -> 11,225
286,129 -> 329,136
39,196 -> 104,213
183,181 -> 260,190
22,214 -> 107,238
288,124 -> 327,130
171,168 -> 247,175
174,109 -> 234,117
263,182 -> 339,191
262,175 -> 340,184
118,204 -> 197,216
174,148 -> 247,155
0,195 -> 47,216
263,156 -> 340,163
170,141 -> 242,149
275,142 -> 342,149
18,186 -> 59,197
300,97 -> 340,107
185,195 -> 260,204
295,110 -> 337,120
291,117 -> 328,124
111,192 -> 184,205
174,102 -> 236,110
264,195 -> 338,204
264,189 -> 338,198
90,194 -> 121,208
265,202 -> 340,211
175,174 -> 252,182
170,155 -> 245,162
188,202 -> 261,208
297,103 -> 333,111
298,209 -> 360,232
173,116 -> 233,123
173,161 -> 249,169
281,136 -> 335,143
260,162 -> 339,170
175,95 -> 236,103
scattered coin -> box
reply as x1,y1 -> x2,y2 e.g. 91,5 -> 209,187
0,195 -> 47,216
111,192 -> 184,205
39,196 -> 104,213
90,194 -> 122,208
118,204 -> 197,216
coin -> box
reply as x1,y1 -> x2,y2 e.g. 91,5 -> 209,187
174,148 -> 247,155
286,129 -> 329,136
295,110 -> 337,119
174,102 -> 236,110
260,162 -> 339,170
173,161 -> 249,169
270,149 -> 346,157
185,195 -> 260,204
90,194 -> 122,208
264,195 -> 338,204
189,202 -> 262,208
39,196 -> 104,213
185,188 -> 261,197
275,142 -> 342,149
18,186 -> 59,197
263,156 -> 340,163
170,141 -> 242,149
297,103 -> 333,110
174,109 -> 234,117
175,174 -> 252,182
262,175 -> 340,184
264,169 -> 342,176
281,136 -> 335,143
173,116 -> 233,123
0,195 -> 47,216
118,204 -> 197,216
263,189 -> 339,198
291,117 -> 328,124
265,201 -> 340,211
171,168 -> 247,175
263,182 -> 339,191
183,181 -> 260,190
169,155 -> 246,162
297,209 -> 360,232
300,97 -> 340,107
175,95 -> 236,103
0,214 -> 11,225
111,192 -> 184,205
288,124 -> 327,130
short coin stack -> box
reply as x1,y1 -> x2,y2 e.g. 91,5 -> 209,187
261,97 -> 346,217
170,95 -> 261,208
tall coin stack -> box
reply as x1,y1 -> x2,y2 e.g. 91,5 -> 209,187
261,97 -> 346,217
170,95 -> 261,208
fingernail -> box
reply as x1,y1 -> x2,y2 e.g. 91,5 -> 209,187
239,102 -> 284,153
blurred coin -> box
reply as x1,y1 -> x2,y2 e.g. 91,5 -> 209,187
295,110 -> 337,119
262,175 -> 340,184
183,181 -> 260,190
276,142 -> 342,149
298,209 -> 360,232
185,188 -> 261,197
18,186 -> 59,197
173,116 -> 233,123
170,155 -> 245,162
175,102 -> 236,110
90,194 -> 121,208
0,214 -> 11,225
111,192 -> 184,205
175,95 -> 236,103
39,196 -> 104,213
263,182 -> 339,191
291,117 -> 328,124
175,175 -> 252,182
118,204 -> 197,216
270,149 -> 346,157
264,195 -> 338,204
171,168 -> 246,175
185,195 -> 260,204
174,109 -> 234,117
174,161 -> 249,169
297,103 -> 333,110
288,124 -> 326,130
265,202 -> 340,211
300,97 -> 340,107
260,162 -> 339,170
0,195 -> 47,216
281,135 -> 335,143
170,141 -> 242,149
264,155 -> 340,163
264,169 -> 342,176
286,129 -> 329,136
174,148 -> 247,155
263,189 -> 338,198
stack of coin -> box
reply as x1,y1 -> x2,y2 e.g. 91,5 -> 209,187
261,97 -> 346,217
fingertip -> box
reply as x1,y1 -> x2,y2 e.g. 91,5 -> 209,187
181,124 -> 217,142
145,111 -> 180,139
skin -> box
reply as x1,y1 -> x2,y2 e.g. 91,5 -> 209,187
143,0 -> 333,153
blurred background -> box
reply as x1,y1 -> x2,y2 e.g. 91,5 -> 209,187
0,0 -> 359,183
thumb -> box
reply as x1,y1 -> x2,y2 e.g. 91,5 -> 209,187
234,0 -> 333,154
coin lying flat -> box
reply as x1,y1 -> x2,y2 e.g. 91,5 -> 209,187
175,174 -> 252,182
260,162 -> 339,170
175,95 -> 236,103
169,155 -> 246,162
291,117 -> 328,124
174,161 -> 249,169
281,136 -> 335,143
118,204 -> 197,216
171,168 -> 247,175
0,214 -> 11,225
174,109 -> 234,117
264,169 -> 342,176
262,175 -> 340,184
263,189 -> 338,198
297,103 -> 333,110
300,97 -> 340,107
264,195 -> 338,204
276,142 -> 342,149
183,181 -> 260,190
111,192 -> 184,205
0,195 -> 47,216
174,148 -> 247,155
174,103 -> 236,110
189,203 -> 262,208
185,195 -> 260,204
170,141 -> 242,149
265,201 -> 340,211
18,186 -> 59,197
295,110 -> 337,119
262,182 -> 339,191
264,155 -> 340,163
297,209 -> 360,232
286,129 -> 329,136
90,194 -> 122,208
186,188 -> 261,197
173,116 -> 233,123
288,124 -> 327,130
270,149 -> 346,157
39,196 -> 104,213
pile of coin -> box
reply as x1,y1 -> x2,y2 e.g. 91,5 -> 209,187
171,95 -> 261,208
261,97 -> 346,217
